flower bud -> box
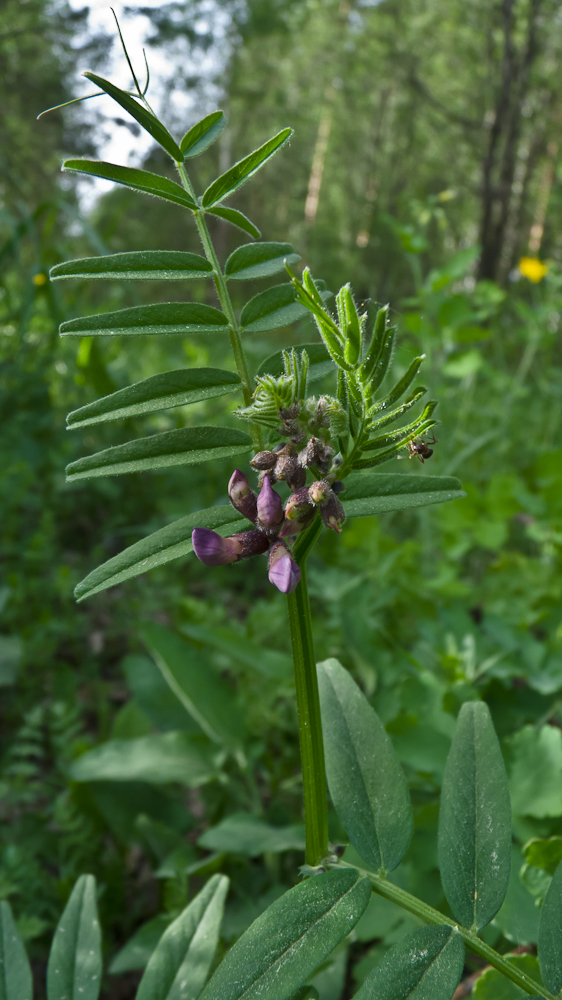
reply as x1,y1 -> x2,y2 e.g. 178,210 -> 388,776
250,450 -> 278,471
257,475 -> 284,529
275,453 -> 306,490
268,541 -> 301,594
279,506 -> 316,537
228,469 -> 257,523
309,479 -> 332,505
298,436 -> 334,471
285,486 -> 312,521
320,493 -> 345,533
234,529 -> 270,558
192,527 -> 243,566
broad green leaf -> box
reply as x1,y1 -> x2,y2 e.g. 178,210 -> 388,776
142,622 -> 247,747
60,302 -> 228,338
65,426 -> 252,481
524,837 -> 562,874
181,111 -> 227,158
438,701 -> 511,930
198,813 -> 305,856
341,473 -> 465,517
472,955 -> 543,1000
205,206 -> 261,239
201,128 -> 292,208
70,731 -> 221,786
199,868 -> 371,1000
257,343 -> 334,383
66,368 -> 241,429
50,250 -> 213,281
241,283 -> 328,333
354,925 -> 464,1000
509,725 -> 562,819
0,901 -> 32,1000
73,505 -> 248,602
62,160 -> 197,209
136,875 -> 229,1000
493,846 -> 540,946
539,860 -> 562,994
317,658 -> 412,874
225,242 -> 300,281
46,875 -> 102,1000
83,72 -> 183,160
181,622 -> 292,678
109,915 -> 171,974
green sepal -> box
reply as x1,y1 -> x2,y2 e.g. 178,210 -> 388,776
359,304 -> 389,381
62,159 -> 197,209
83,72 -> 183,160
225,242 -> 300,281
367,387 -> 428,432
180,110 -> 227,158
205,206 -> 261,238
369,355 -> 426,415
362,403 -> 438,452
60,302 -> 228,338
256,343 -> 333,383
50,250 -> 213,281
201,128 -> 292,207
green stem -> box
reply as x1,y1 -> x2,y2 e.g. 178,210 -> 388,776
175,162 -> 263,449
336,861 -> 553,1000
287,533 -> 329,866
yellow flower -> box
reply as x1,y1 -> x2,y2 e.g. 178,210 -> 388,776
519,257 -> 548,283
33,272 -> 47,286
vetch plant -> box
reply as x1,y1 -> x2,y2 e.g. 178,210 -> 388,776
25,37 -> 560,1000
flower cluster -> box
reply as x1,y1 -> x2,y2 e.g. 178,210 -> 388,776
191,439 -> 345,594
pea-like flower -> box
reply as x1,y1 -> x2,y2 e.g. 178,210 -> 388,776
268,541 -> 301,594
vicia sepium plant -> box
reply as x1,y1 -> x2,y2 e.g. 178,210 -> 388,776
25,35 -> 559,1000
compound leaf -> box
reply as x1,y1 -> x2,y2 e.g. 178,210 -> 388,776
240,283 -> 330,333
317,658 -> 412,874
46,875 -> 102,1000
0,901 -> 32,1000
354,925 -> 464,1000
539,860 -> 562,994
60,302 -> 228,338
341,474 -> 465,517
199,868 -> 371,1000
136,875 -> 229,1000
50,251 -> 213,281
65,426 -> 252,481
225,242 -> 300,281
83,72 -> 183,160
438,701 -> 511,930
66,368 -> 241,429
205,207 -> 261,239
62,160 -> 197,210
181,111 -> 227,158
201,128 -> 292,207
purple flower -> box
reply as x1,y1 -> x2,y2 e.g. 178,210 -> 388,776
257,475 -> 284,530
228,469 -> 258,524
192,527 -> 242,566
268,541 -> 301,594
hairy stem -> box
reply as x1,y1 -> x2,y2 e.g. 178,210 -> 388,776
336,861 -> 553,1000
287,529 -> 328,866
175,162 -> 263,449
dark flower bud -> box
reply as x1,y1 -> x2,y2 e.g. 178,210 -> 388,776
250,450 -> 278,471
331,480 -> 345,495
257,475 -> 284,529
268,540 -> 301,594
320,492 -> 345,533
285,486 -> 312,521
228,469 -> 257,523
192,528 -> 243,566
234,529 -> 270,558
275,453 -> 306,490
298,436 -> 334,471
308,479 -> 332,505
279,506 -> 316,537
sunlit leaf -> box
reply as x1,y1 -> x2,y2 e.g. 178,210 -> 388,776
0,901 -> 32,1000
201,128 -> 292,207
60,302 -> 228,338
199,869 -> 371,1000
241,283 -> 331,333
73,505 -> 248,602
341,474 -> 465,517
62,160 -> 197,209
70,731 -> 221,786
225,242 -> 300,281
181,110 -> 227,158
47,876 -> 102,1000
354,925 -> 464,1000
65,426 -> 252,481
66,368 -> 241,429
50,250 -> 213,281
205,206 -> 261,239
83,72 -> 183,160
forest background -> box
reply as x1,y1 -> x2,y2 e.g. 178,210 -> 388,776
1,1 -> 562,997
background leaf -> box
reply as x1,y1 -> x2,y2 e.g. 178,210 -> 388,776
205,206 -> 261,238
317,658 -> 412,874
62,160 -> 197,208
109,916 -> 172,975
341,474 -> 465,517
538,860 -> 562,994
70,732 -> 221,786
198,813 -> 305,856
0,901 -> 32,1000
83,72 -> 183,160
50,250 -> 213,281
60,302 -> 228,338
225,242 -> 300,281
180,622 -> 292,679
66,368 -> 241,429
74,505 -> 249,602
472,955 -> 544,1000
65,426 -> 252,481
46,875 -> 102,1000
354,925 -> 464,1000
199,868 -> 371,1000
201,128 -> 292,207
438,701 -> 511,930
136,874 -> 229,1000
181,110 -> 227,157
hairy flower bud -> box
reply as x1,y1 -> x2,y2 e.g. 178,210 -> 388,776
308,479 -> 332,505
228,469 -> 257,523
192,528 -> 243,566
257,475 -> 284,530
298,436 -> 334,472
279,506 -> 316,537
275,453 -> 306,490
285,486 -> 312,521
234,529 -> 270,558
250,450 -> 278,471
321,493 -> 345,533
268,541 -> 301,594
